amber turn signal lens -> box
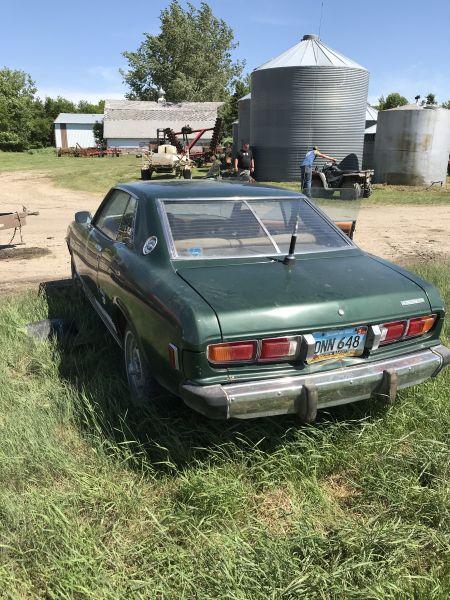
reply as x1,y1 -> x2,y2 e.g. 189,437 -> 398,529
405,315 -> 436,338
207,341 -> 256,364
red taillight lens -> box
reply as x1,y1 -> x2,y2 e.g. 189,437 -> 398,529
379,320 -> 407,345
260,337 -> 298,361
405,315 -> 436,338
207,341 -> 256,364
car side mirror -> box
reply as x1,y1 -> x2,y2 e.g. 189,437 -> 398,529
75,211 -> 92,225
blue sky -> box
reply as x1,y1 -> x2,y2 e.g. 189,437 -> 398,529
2,0 -> 449,105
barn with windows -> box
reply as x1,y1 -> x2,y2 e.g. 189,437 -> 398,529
103,99 -> 223,151
54,113 -> 103,149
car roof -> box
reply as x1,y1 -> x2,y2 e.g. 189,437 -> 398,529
118,179 -> 303,200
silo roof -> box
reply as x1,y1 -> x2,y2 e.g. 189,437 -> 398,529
255,34 -> 366,71
366,104 -> 378,121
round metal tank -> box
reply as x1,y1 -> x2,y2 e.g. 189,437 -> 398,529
232,121 -> 239,156
251,34 -> 369,181
238,93 -> 251,146
374,106 -> 450,185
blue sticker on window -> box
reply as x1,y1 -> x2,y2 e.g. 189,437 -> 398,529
188,247 -> 202,257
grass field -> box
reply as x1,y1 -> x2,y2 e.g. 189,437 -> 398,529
1,149 -> 449,204
0,262 -> 449,598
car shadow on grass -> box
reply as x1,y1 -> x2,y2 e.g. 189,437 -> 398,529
40,279 -> 388,473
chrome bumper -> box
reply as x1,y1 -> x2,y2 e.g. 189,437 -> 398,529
180,344 -> 450,420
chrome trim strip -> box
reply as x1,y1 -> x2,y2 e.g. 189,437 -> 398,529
77,272 -> 122,348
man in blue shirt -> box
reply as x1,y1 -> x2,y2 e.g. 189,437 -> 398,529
301,146 -> 337,197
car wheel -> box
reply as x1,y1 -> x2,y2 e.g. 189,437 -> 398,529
124,327 -> 160,407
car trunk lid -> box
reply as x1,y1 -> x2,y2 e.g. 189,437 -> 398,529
177,252 -> 432,338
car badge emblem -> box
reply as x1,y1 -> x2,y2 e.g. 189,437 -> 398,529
401,297 -> 425,306
143,236 -> 157,255
338,308 -> 345,316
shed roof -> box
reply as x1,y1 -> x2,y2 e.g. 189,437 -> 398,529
103,99 -> 223,139
255,34 -> 366,71
54,113 -> 103,124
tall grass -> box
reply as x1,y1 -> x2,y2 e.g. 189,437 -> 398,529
0,263 -> 449,598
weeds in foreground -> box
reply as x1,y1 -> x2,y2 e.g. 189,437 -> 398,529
0,263 -> 449,598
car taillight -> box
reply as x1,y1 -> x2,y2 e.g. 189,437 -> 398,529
405,315 -> 436,338
379,320 -> 407,345
260,337 -> 298,361
207,341 -> 257,364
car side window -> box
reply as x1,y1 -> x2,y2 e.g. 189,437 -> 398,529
94,190 -> 131,240
117,196 -> 137,244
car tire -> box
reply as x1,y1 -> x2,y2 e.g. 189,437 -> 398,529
124,326 -> 161,408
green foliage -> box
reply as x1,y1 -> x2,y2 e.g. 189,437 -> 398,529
0,67 -> 38,151
77,99 -> 105,114
0,67 -> 105,150
121,0 -> 244,102
0,261 -> 448,596
442,100 -> 450,109
377,92 -> 409,110
421,93 -> 437,106
92,120 -> 105,147
218,76 -> 251,139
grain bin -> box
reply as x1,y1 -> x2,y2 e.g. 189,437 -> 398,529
238,93 -> 251,147
251,34 -> 369,181
374,105 -> 450,185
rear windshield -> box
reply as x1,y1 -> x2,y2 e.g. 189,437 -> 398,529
160,197 -> 351,259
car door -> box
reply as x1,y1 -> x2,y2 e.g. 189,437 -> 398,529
97,193 -> 138,319
86,189 -> 132,303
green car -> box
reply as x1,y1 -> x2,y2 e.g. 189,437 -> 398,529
67,180 -> 449,421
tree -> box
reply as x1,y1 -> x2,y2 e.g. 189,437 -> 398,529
93,120 -> 105,148
77,99 -> 105,114
377,92 -> 409,110
219,76 -> 251,139
422,93 -> 437,106
121,1 -> 244,102
442,100 -> 450,109
0,68 -> 38,150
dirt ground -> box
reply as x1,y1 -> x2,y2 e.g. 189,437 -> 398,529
1,170 -> 449,294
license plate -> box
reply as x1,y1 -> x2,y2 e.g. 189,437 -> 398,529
309,325 -> 368,363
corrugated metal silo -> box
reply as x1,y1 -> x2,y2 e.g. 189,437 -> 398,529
374,106 -> 450,185
232,121 -> 239,156
251,34 -> 369,181
238,93 -> 251,147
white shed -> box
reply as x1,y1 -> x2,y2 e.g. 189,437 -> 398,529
54,113 -> 103,149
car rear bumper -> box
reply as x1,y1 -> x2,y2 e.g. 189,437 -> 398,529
180,344 -> 450,420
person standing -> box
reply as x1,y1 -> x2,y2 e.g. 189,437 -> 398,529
234,143 -> 255,180
300,146 -> 337,197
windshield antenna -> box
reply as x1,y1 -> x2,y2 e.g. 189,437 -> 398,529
283,215 -> 299,265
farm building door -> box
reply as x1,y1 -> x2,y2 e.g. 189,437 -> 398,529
60,124 -> 68,149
